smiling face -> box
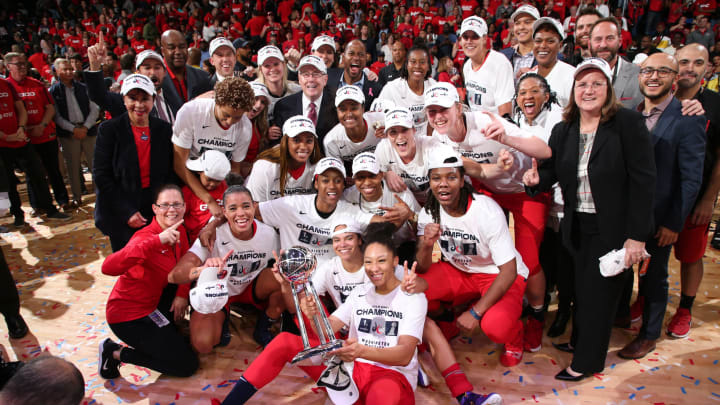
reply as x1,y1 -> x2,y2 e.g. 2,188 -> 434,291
517,76 -> 550,121
354,171 -> 384,201
344,41 -> 367,82
314,169 -> 345,207
363,242 -> 399,288
223,191 -> 255,237
429,167 -> 463,210
298,65 -> 328,100
337,99 -> 364,131
573,69 -> 608,115
426,103 -> 463,136
153,188 -> 186,229
575,14 -> 599,49
676,45 -> 708,90
332,225 -> 362,261
313,44 -> 336,68
460,31 -> 485,59
386,125 -> 417,161
211,46 -> 236,77
287,133 -> 315,164
260,57 -> 284,84
124,89 -> 154,125
246,96 -> 269,119
514,15 -> 536,44
161,31 -> 188,70
406,49 -> 430,82
639,53 -> 677,101
533,28 -> 561,67
590,21 -> 620,65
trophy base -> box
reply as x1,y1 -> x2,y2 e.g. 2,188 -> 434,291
291,340 -> 343,364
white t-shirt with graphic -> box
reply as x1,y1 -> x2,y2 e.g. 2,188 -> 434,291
188,220 -> 279,296
343,181 -> 420,243
432,111 -> 531,194
333,283 -> 427,390
417,194 -> 529,278
377,78 -> 437,136
324,112 -> 384,173
463,50 -> 514,113
312,257 -> 404,306
258,194 -> 374,263
172,97 -> 252,162
245,159 -> 316,202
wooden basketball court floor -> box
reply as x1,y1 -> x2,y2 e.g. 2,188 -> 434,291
1,192 -> 719,405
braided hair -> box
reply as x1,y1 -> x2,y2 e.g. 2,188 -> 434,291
512,72 -> 560,121
423,166 -> 476,224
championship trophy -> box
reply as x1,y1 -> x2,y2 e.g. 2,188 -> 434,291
279,246 -> 342,363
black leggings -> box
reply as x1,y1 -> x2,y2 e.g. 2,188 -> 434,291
109,314 -> 198,377
0,248 -> 20,318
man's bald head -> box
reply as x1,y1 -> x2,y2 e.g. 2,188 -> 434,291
343,40 -> 367,82
161,30 -> 189,70
642,52 -> 679,71
676,43 -> 710,63
639,52 -> 678,101
676,43 -> 709,89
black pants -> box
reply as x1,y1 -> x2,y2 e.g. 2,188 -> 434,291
637,238 -> 672,340
540,224 -> 575,314
0,145 -> 58,219
0,248 -> 20,319
108,187 -> 155,252
569,213 -> 631,374
27,139 -> 69,208
109,314 -> 198,377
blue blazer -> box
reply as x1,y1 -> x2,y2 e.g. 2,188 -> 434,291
648,97 -> 706,232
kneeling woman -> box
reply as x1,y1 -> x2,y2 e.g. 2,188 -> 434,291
169,185 -> 284,349
98,184 -> 197,379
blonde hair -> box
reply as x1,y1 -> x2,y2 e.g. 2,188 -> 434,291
256,136 -> 324,196
256,61 -> 291,93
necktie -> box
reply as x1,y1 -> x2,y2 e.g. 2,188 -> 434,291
155,93 -> 171,124
308,102 -> 317,126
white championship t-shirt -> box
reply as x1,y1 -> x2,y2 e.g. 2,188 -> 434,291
260,81 -> 302,122
259,194 -> 374,263
312,257 -> 404,306
343,181 -> 420,243
245,159 -> 316,202
333,283 -> 427,390
417,194 -> 529,278
432,111 -> 531,194
529,61 -> 576,108
324,112 -> 384,173
188,220 -> 279,296
172,98 -> 253,162
377,78 -> 437,136
463,50 -> 514,113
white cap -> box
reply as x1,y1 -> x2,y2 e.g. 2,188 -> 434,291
330,217 -> 364,237
189,267 -> 229,314
511,5 -> 540,22
185,149 -> 231,181
632,53 -> 649,65
317,358 -> 359,405
424,82 -> 460,108
335,85 -> 365,107
258,45 -> 284,65
311,35 -> 336,52
314,157 -> 347,178
574,57 -> 612,82
209,37 -> 235,56
135,50 -> 164,70
532,17 -> 565,40
250,81 -> 271,99
384,107 -> 414,130
283,115 -> 317,138
352,152 -> 380,176
369,98 -> 396,113
120,73 -> 156,96
298,55 -> 327,75
427,147 -> 464,171
460,16 -> 488,37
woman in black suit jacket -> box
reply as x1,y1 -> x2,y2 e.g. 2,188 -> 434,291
524,58 -> 656,381
94,74 -> 177,252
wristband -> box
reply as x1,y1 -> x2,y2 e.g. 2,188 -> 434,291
469,307 -> 482,321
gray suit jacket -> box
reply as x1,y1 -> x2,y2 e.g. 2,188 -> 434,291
613,58 -> 643,109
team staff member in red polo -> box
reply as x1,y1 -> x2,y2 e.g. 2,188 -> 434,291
5,52 -> 71,215
0,73 -> 69,227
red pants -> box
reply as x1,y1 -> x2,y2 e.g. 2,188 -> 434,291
674,217 -> 709,264
477,188 -> 549,276
418,262 -> 526,344
353,361 -> 415,405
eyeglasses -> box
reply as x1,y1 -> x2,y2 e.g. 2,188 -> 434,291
155,202 -> 184,210
299,71 -> 325,79
639,67 -> 677,77
575,81 -> 607,90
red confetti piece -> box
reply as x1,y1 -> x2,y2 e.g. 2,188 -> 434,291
175,393 -> 180,400
233,368 -> 243,372
465,357 -> 472,363
429,386 -> 436,391
550,359 -> 557,365
648,358 -> 659,361
244,359 -> 248,365
689,359 -> 695,365
532,394 -> 539,402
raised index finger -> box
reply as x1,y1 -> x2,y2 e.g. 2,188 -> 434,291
98,31 -> 105,47
221,249 -> 234,263
169,219 -> 184,230
482,111 -> 498,121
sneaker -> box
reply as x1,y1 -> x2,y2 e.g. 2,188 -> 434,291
13,216 -> 25,228
46,211 -> 72,221
29,209 -> 45,218
252,313 -> 275,348
460,392 -> 503,405
666,308 -> 691,339
630,296 -> 644,323
5,314 -> 28,339
417,364 -> 430,388
500,328 -> 523,367
98,338 -> 121,379
523,317 -> 543,352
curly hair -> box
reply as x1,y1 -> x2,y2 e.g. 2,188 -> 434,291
423,166 -> 476,224
214,77 -> 254,112
512,72 -> 560,119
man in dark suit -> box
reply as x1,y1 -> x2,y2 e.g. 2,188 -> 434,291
160,30 -> 213,104
379,39 -> 406,86
326,40 -> 381,111
208,37 -> 236,87
618,53 -> 706,360
272,55 -> 339,150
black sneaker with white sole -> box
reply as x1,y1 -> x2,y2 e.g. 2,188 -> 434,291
98,338 -> 121,379
46,211 -> 72,221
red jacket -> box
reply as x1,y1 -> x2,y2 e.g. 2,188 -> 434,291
103,218 -> 189,324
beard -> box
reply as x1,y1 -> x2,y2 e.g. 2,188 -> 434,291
640,84 -> 672,101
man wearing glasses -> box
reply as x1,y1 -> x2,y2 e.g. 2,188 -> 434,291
617,53 -> 706,360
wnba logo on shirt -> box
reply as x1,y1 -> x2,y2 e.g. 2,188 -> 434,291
440,239 -> 478,255
358,317 -> 399,337
298,230 -> 332,246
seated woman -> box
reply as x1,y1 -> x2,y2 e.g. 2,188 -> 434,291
245,115 -> 323,202
414,148 -> 529,368
169,185 -> 284,350
181,149 -> 231,243
98,184 -> 197,379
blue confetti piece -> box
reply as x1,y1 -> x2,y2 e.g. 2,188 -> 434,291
524,361 -> 534,365
488,350 -> 495,355
552,389 -> 558,396
218,384 -> 230,388
89,400 -> 96,405
202,384 -> 211,391
712,392 -> 720,398
503,371 -> 510,376
714,360 -> 718,365
610,363 -> 616,369
594,386 -> 605,389
682,374 -> 694,380
681,387 -> 687,394
695,380 -> 701,386
629,393 -> 636,399
519,376 -> 523,383
710,378 -> 719,384
110,380 -> 115,387
637,386 -> 645,390
573,390 -> 578,396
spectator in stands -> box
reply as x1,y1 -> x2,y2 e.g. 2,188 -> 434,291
50,58 -> 99,208
0,356 -> 84,405
117,53 -> 135,82
379,37 -> 406,85
566,8 -> 602,66
687,15 -> 715,51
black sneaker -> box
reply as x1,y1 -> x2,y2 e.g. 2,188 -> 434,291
98,338 -> 121,379
13,216 -> 25,228
46,211 -> 71,221
252,313 -> 275,348
5,314 -> 28,339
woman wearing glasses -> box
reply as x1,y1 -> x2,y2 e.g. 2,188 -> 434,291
98,184 -> 198,379
523,58 -> 656,381
94,74 -> 177,251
